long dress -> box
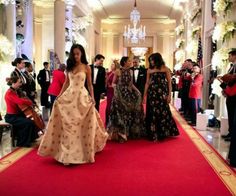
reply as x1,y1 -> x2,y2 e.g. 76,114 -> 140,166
38,71 -> 108,164
146,72 -> 179,140
105,71 -> 114,126
107,68 -> 144,142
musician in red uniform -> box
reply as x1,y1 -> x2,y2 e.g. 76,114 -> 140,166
47,63 -> 66,108
188,63 -> 203,125
5,75 -> 38,147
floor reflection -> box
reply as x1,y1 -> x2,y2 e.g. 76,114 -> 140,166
0,125 -> 231,162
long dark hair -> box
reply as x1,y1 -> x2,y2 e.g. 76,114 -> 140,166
148,53 -> 165,69
120,56 -> 129,67
66,44 -> 88,72
12,58 -> 24,67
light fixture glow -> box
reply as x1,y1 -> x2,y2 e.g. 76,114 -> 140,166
123,0 -> 146,44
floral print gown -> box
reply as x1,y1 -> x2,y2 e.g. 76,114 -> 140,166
107,68 -> 145,141
146,72 -> 179,140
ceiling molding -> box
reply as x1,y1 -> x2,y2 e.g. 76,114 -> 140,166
102,18 -> 176,25
34,17 -> 43,24
33,0 -> 54,8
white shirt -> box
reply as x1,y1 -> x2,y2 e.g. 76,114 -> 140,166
93,66 -> 99,84
45,69 -> 50,82
134,67 -> 139,83
16,67 -> 27,84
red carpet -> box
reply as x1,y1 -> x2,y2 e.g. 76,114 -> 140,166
0,101 -> 233,195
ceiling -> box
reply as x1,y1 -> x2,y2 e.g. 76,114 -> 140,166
88,0 -> 184,22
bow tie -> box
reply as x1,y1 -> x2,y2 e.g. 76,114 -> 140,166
94,65 -> 99,68
134,68 -> 139,70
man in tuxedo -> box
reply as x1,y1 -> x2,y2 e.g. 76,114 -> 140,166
90,54 -> 106,111
131,57 -> 147,97
220,49 -> 236,141
37,62 -> 50,108
24,62 -> 36,103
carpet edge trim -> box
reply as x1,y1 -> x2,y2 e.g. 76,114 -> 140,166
0,148 -> 34,173
171,106 -> 236,195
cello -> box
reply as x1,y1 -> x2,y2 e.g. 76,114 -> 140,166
16,89 -> 45,130
18,104 -> 45,130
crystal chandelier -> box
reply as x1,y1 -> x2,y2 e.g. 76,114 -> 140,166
0,0 -> 15,4
131,47 -> 148,56
123,0 -> 146,44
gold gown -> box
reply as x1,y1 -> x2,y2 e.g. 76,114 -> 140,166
38,72 -> 108,164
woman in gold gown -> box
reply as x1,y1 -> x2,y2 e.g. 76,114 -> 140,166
38,44 -> 108,165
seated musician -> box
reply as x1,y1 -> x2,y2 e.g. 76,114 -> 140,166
4,75 -> 38,147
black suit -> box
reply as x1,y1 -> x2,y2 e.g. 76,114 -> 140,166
11,68 -> 28,95
220,64 -> 236,135
88,64 -> 106,111
24,71 -> 36,103
132,66 -> 147,97
37,69 -> 50,107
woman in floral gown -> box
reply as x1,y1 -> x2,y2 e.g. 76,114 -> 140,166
107,56 -> 144,143
143,53 -> 179,141
38,44 -> 108,165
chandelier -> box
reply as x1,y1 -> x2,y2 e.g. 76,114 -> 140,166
0,0 -> 14,4
131,47 -> 148,56
123,0 -> 146,44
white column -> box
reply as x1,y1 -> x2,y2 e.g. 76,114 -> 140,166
201,0 -> 215,110
34,17 -> 43,75
162,33 -> 174,69
21,0 -> 33,60
54,0 -> 66,64
5,3 -> 16,59
153,34 -> 157,52
119,34 -> 123,57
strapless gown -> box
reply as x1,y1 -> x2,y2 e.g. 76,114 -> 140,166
38,72 -> 108,164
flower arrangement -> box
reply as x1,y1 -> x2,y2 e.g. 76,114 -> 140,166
211,79 -> 223,97
174,62 -> 182,71
212,21 -> 236,43
0,34 -> 14,62
72,31 -> 87,48
211,47 -> 229,70
175,49 -> 185,62
213,0 -> 235,16
191,7 -> 201,23
185,40 -> 198,60
175,24 -> 184,36
175,38 -> 185,49
192,26 -> 201,38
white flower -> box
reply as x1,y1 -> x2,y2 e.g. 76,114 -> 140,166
0,34 -> 14,61
185,40 -> 198,60
175,38 -> 184,49
174,63 -> 182,71
212,21 -> 236,42
175,50 -> 185,62
175,24 -> 184,36
211,79 -> 223,97
213,0 -> 234,16
211,47 -> 229,70
72,32 -> 87,48
192,26 -> 201,33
